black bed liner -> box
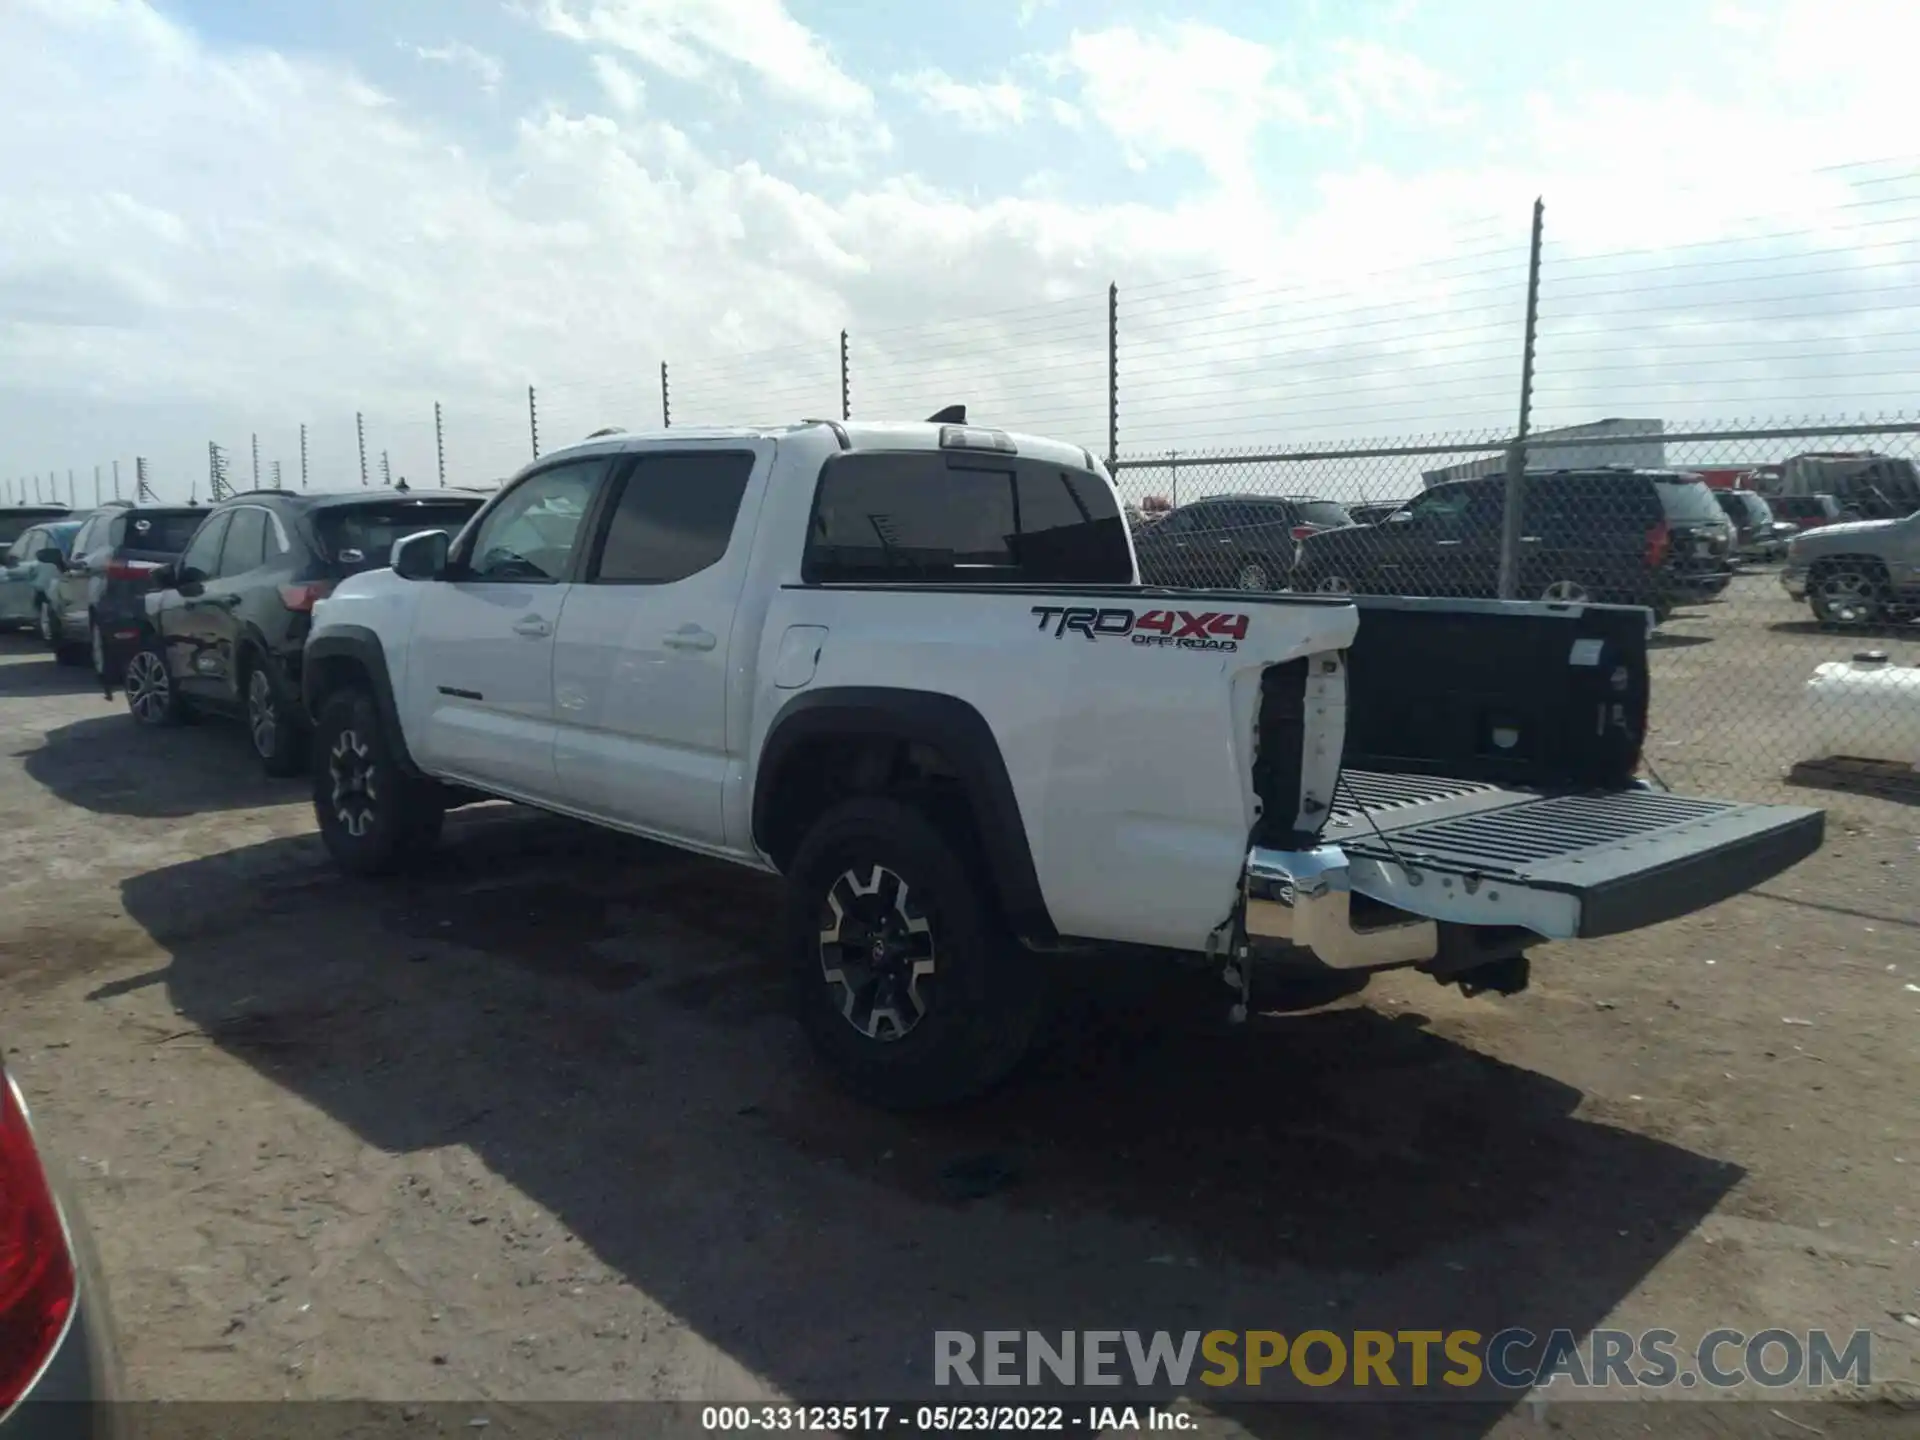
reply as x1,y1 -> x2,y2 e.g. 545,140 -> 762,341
1327,770 -> 1824,938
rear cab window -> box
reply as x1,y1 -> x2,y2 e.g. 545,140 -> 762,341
317,500 -> 484,575
803,451 -> 1133,584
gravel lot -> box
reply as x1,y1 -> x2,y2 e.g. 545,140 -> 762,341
1,574 -> 1916,1439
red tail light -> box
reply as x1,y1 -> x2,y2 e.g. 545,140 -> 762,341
0,1073 -> 76,1409
1290,525 -> 1316,541
278,582 -> 336,612
1644,519 -> 1671,568
104,560 -> 159,582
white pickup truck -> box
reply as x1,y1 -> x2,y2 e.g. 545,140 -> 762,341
302,415 -> 1824,1108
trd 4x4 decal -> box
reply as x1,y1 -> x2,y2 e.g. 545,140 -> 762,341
1030,605 -> 1248,652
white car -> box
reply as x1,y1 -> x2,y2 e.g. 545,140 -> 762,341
301,415 -> 1825,1107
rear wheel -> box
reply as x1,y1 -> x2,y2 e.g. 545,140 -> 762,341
1809,563 -> 1888,626
246,660 -> 310,778
312,688 -> 445,875
1235,560 -> 1273,591
1540,579 -> 1592,603
124,640 -> 189,726
785,797 -> 1045,1110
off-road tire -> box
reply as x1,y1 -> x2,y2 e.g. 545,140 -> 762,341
785,796 -> 1045,1110
312,688 -> 445,875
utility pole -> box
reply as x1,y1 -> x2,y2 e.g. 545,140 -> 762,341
272,460 -> 283,490
251,433 -> 260,489
434,402 -> 446,487
528,385 -> 540,459
660,362 -> 671,429
112,460 -> 121,500
209,441 -> 232,501
1497,197 -> 1546,601
356,411 -> 368,486
136,457 -> 155,503
380,451 -> 392,487
1107,282 -> 1120,474
300,424 -> 309,489
67,469 -> 75,506
839,330 -> 850,422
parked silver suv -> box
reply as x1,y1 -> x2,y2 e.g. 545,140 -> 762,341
1780,507 -> 1920,625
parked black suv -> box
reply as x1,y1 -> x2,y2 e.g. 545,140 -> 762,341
40,501 -> 209,671
0,505 -> 72,548
1132,493 -> 1353,590
119,489 -> 485,774
1292,468 -> 1735,619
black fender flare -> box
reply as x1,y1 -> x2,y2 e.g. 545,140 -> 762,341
754,686 -> 1059,947
303,626 -> 422,776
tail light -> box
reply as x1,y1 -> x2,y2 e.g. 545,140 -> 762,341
104,559 -> 159,583
0,1071 -> 76,1410
1290,525 -> 1316,541
278,581 -> 336,613
1644,519 -> 1671,568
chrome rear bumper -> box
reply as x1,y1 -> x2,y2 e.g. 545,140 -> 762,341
1243,843 -> 1438,970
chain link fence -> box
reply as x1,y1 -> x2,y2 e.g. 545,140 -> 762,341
10,163 -> 1920,806
1112,421 -> 1920,802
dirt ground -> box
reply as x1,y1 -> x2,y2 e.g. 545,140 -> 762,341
0,573 -> 1917,1439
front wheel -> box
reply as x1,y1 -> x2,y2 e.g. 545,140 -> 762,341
246,662 -> 311,778
125,640 -> 189,726
785,797 -> 1045,1110
1809,565 -> 1887,626
312,688 -> 445,875
1235,560 -> 1273,592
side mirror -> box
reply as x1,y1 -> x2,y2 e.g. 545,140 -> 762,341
35,548 -> 64,567
392,529 -> 450,581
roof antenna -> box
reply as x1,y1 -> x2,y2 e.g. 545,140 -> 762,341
926,405 -> 967,424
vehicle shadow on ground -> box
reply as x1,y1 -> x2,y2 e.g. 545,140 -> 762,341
1769,619 -> 1918,642
0,646 -> 103,698
121,808 -> 1745,1433
1647,632 -> 1713,650
22,713 -> 294,817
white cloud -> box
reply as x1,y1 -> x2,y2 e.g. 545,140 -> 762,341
405,39 -> 504,94
1059,23 -> 1318,186
528,0 -> 870,115
777,119 -> 896,177
4,0 -> 1920,504
895,70 -> 1028,133
590,53 -> 645,114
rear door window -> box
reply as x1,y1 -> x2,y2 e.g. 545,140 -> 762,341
804,452 -> 1131,584
591,452 -> 754,584
1295,501 -> 1353,528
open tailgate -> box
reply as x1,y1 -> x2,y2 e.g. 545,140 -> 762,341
1327,770 -> 1824,940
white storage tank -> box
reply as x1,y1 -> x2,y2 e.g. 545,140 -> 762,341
1800,651 -> 1920,768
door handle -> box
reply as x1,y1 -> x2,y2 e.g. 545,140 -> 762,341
1435,539 -> 1464,547
512,616 -> 552,638
662,627 -> 717,652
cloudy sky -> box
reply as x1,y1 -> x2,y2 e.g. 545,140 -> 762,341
3,0 -> 1919,504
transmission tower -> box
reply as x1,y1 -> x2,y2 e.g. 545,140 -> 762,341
208,441 -> 233,500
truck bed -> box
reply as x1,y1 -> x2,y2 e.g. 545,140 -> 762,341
1326,769 -> 1824,941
